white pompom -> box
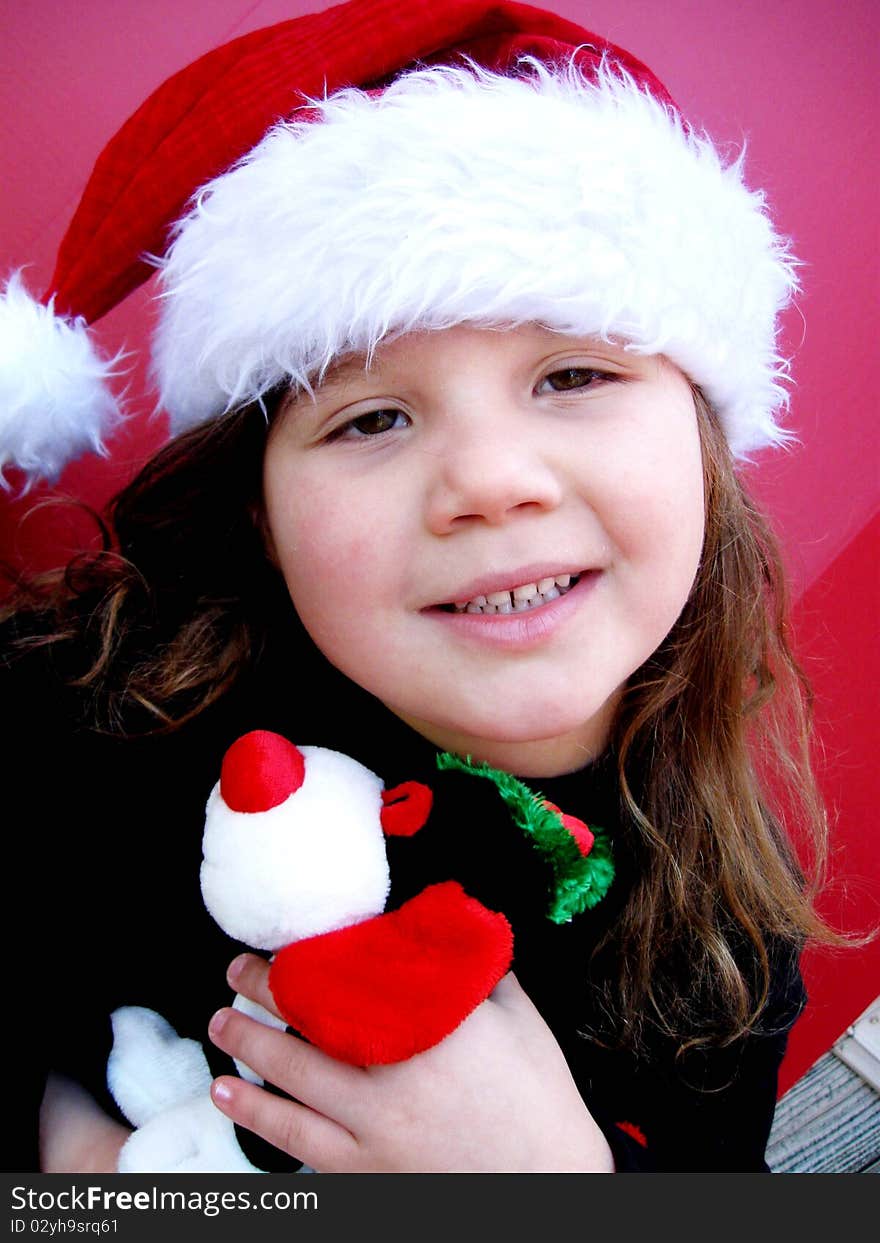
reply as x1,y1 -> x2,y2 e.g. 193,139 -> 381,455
0,271 -> 123,488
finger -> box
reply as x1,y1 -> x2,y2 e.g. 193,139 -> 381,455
488,972 -> 563,1058
488,972 -> 548,1035
208,1006 -> 364,1122
490,970 -> 527,1007
227,953 -> 281,1018
211,1075 -> 358,1172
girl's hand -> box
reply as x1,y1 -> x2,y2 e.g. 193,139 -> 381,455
208,953 -> 614,1173
40,1073 -> 131,1173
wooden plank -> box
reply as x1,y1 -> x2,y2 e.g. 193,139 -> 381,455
767,1051 -> 880,1172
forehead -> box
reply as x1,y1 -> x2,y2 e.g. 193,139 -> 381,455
298,324 -> 641,393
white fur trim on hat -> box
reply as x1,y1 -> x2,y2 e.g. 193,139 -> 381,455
155,58 -> 799,459
0,272 -> 123,488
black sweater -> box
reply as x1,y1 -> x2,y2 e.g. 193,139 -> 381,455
5,629 -> 805,1173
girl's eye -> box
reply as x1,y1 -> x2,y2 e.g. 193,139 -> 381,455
336,408 -> 409,438
536,367 -> 610,393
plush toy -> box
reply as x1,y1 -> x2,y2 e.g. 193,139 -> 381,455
107,731 -> 614,1172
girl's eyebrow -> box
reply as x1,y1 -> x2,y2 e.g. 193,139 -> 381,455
312,356 -> 375,395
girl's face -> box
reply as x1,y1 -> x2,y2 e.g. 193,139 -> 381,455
263,324 -> 705,776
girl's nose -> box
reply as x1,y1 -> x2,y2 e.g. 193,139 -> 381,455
424,424 -> 564,533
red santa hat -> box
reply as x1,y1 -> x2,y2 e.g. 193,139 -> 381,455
0,0 -> 798,488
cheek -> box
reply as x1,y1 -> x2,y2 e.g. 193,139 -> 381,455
272,499 -> 362,601
263,473 -> 406,655
606,420 -> 706,609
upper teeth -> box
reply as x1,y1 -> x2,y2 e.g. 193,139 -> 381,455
453,574 -> 576,614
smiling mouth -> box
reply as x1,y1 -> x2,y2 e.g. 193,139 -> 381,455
440,573 -> 582,615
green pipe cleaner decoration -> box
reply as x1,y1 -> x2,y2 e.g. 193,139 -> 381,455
435,751 -> 615,924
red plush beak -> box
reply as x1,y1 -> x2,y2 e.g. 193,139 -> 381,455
380,781 -> 433,836
220,730 -> 306,813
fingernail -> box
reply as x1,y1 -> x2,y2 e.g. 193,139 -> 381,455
212,1079 -> 233,1104
208,1008 -> 228,1039
228,953 -> 250,983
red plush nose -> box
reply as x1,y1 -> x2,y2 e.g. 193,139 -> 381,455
220,730 -> 305,813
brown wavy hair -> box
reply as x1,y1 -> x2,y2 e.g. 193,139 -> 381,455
2,385 -> 845,1051
600,389 -> 844,1052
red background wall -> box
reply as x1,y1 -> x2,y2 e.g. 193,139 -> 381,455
1,1 -> 877,1094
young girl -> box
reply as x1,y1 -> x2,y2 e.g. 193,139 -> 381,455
2,0 -> 838,1173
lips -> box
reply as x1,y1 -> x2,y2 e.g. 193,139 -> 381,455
425,568 -> 601,651
447,572 -> 580,615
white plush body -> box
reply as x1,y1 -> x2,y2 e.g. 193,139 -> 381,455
108,1006 -> 262,1174
109,745 -> 388,1172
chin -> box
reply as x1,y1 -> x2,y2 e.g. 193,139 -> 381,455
446,698 -> 616,750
